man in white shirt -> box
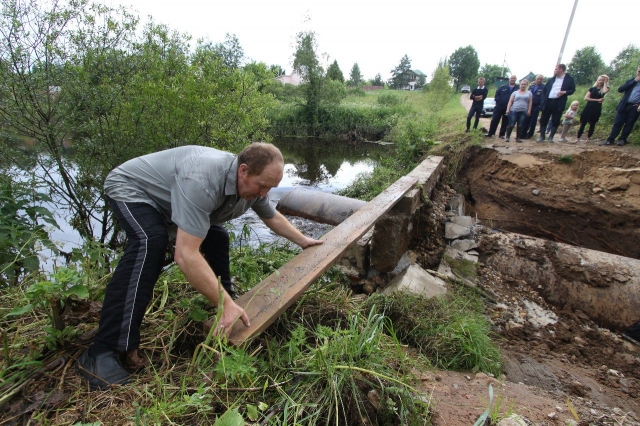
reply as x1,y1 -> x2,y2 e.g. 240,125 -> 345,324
537,64 -> 576,142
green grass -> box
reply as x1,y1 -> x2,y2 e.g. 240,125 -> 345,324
364,288 -> 502,376
557,155 -> 574,164
0,241 -> 435,425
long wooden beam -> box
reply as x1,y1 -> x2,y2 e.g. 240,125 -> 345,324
224,175 -> 418,345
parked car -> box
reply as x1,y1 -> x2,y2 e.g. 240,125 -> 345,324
461,85 -> 471,93
482,98 -> 495,117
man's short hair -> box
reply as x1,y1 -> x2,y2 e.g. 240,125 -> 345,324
557,64 -> 567,72
238,142 -> 284,175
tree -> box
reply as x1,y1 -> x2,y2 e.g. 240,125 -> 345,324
372,73 -> 384,86
326,60 -> 344,83
425,60 -> 452,111
348,63 -> 363,87
389,54 -> 412,89
269,64 -> 286,77
569,46 -> 606,85
608,44 -> 640,80
213,33 -> 245,70
448,45 -> 480,91
479,63 -> 507,87
0,0 -> 274,246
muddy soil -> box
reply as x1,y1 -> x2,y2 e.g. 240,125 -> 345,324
414,184 -> 640,425
458,95 -> 640,260
417,97 -> 640,425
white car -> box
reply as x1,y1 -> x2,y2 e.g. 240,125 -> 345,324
482,98 -> 495,117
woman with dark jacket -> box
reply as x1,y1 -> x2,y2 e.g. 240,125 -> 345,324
576,75 -> 609,142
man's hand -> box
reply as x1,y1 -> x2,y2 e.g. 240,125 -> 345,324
262,212 -> 324,249
298,236 -> 323,249
217,299 -> 250,335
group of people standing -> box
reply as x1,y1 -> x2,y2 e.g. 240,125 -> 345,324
465,64 -> 640,146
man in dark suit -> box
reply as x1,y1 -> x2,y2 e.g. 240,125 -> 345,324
486,75 -> 517,138
601,65 -> 640,146
466,77 -> 488,132
537,64 -> 576,142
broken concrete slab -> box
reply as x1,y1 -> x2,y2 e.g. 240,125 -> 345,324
446,194 -> 465,216
371,212 -> 414,272
445,246 -> 478,264
445,222 -> 471,240
451,239 -> 478,252
480,231 -> 640,330
340,227 -> 373,276
382,263 -> 447,298
437,261 -> 456,280
450,216 -> 476,228
388,250 -> 419,278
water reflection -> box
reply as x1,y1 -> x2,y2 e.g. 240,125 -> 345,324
26,139 -> 391,262
228,139 -> 390,246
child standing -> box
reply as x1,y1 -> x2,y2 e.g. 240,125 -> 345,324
560,101 -> 579,142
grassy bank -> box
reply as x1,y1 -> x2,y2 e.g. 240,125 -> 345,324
1,91 -> 503,425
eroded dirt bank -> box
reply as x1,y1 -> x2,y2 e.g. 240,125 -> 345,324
409,140 -> 640,424
457,146 -> 640,259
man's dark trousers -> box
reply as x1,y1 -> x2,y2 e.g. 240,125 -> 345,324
539,98 -> 564,137
466,104 -> 483,130
606,103 -> 640,142
487,105 -> 508,137
94,198 -> 232,353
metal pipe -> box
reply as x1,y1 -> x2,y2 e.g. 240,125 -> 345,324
276,188 -> 366,226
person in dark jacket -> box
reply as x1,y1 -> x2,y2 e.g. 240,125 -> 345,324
577,75 -> 609,142
520,75 -> 545,139
601,65 -> 640,146
486,75 -> 518,138
537,64 -> 576,142
466,77 -> 488,132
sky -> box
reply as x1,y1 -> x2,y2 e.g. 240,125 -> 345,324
105,0 -> 638,83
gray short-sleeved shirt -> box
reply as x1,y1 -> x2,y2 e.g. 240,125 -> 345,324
104,145 -> 276,238
510,91 -> 532,112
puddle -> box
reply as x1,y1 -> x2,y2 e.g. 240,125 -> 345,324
498,153 -> 547,168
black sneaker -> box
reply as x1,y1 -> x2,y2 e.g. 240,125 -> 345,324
600,140 -> 614,146
617,140 -> 627,146
465,129 -> 470,133
77,349 -> 129,390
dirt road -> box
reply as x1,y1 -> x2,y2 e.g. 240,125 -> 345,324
460,92 -> 492,131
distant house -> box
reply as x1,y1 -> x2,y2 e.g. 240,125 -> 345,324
395,69 -> 427,90
520,72 -> 535,83
275,70 -> 302,86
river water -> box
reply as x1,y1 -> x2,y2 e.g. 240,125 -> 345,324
42,139 -> 390,262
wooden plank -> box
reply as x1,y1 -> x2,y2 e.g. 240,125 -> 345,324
226,175 -> 418,345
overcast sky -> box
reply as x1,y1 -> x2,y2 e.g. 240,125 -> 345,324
106,0 -> 638,83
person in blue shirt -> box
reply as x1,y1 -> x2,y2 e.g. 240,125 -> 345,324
486,75 -> 518,138
601,66 -> 640,146
520,75 -> 544,139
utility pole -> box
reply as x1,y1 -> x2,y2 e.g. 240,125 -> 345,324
557,0 -> 579,64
